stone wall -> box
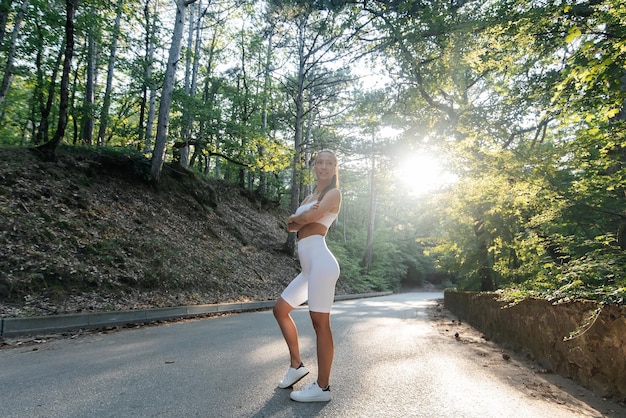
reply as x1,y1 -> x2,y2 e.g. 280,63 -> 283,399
444,290 -> 626,402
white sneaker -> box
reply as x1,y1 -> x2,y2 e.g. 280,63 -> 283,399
277,364 -> 309,389
290,381 -> 331,402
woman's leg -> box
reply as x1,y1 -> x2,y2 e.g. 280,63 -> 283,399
273,297 -> 302,368
310,311 -> 333,388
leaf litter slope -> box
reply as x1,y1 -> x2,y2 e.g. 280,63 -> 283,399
0,146 -> 342,317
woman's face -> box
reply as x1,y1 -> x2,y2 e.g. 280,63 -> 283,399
314,152 -> 337,180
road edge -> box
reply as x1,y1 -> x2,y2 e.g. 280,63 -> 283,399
0,292 -> 393,337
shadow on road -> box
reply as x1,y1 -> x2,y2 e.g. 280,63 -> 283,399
250,387 -> 330,418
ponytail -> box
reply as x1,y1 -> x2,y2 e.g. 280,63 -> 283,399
318,173 -> 338,202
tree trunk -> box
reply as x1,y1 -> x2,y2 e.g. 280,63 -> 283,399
183,0 -> 194,94
284,71 -> 305,255
140,0 -> 157,153
96,0 -> 123,146
178,0 -> 202,168
258,26 -> 274,196
69,63 -> 80,144
145,79 -> 158,152
151,0 -> 198,183
283,17 -> 310,256
80,22 -> 96,145
362,153 -> 376,273
33,0 -> 77,160
303,96 -> 315,197
35,45 -> 63,145
191,28 -> 219,171
473,219 -> 495,291
0,0 -> 28,105
189,2 -> 201,122
0,0 -> 13,51
187,11 -> 203,170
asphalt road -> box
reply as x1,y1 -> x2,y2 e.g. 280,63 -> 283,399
0,292 -> 624,418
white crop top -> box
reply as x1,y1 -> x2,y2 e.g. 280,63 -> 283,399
295,200 -> 338,228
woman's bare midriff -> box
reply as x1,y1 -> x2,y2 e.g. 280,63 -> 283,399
297,222 -> 328,240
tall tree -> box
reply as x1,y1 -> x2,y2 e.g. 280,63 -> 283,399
140,0 -> 159,153
79,3 -> 97,145
256,7 -> 279,196
96,0 -> 124,146
271,2 -> 353,254
361,144 -> 376,273
0,0 -> 28,105
0,0 -> 13,50
34,0 -> 77,160
150,0 -> 198,182
178,0 -> 203,167
32,30 -> 63,145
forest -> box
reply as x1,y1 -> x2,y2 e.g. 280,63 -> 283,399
0,0 -> 624,306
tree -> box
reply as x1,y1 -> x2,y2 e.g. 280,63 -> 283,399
361,144 -> 376,273
270,1 -> 354,254
257,9 -> 278,196
139,0 -> 160,153
150,0 -> 199,183
79,2 -> 98,145
0,0 -> 28,105
96,0 -> 124,146
177,0 -> 202,168
0,0 -> 13,50
33,0 -> 77,160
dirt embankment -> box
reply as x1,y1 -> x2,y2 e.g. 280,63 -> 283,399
444,291 -> 626,403
0,146 -> 350,318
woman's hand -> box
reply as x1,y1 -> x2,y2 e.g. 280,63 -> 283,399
287,216 -> 300,232
291,191 -> 340,226
287,203 -> 320,232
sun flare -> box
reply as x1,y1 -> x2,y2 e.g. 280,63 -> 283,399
394,153 -> 457,196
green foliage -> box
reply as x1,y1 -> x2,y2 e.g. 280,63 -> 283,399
426,132 -> 626,301
326,193 -> 439,293
359,0 -> 626,304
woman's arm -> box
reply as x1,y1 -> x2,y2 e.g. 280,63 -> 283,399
287,218 -> 303,232
287,202 -> 318,232
288,189 -> 341,227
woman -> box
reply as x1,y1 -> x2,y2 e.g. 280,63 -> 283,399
273,150 -> 342,403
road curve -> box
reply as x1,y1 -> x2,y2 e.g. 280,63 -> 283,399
0,292 -> 623,417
